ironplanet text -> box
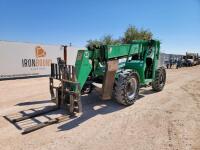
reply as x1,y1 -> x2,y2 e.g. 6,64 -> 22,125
22,58 -> 52,67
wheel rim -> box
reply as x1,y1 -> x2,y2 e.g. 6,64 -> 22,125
83,85 -> 91,94
159,73 -> 165,87
126,78 -> 137,100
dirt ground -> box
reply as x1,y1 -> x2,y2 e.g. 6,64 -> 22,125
0,66 -> 200,150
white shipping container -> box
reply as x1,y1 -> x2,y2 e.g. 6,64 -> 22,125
0,41 -> 82,80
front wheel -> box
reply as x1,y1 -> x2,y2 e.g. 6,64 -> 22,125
114,71 -> 139,106
81,83 -> 93,95
152,67 -> 166,92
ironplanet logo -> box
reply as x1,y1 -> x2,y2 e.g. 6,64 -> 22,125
22,46 -> 52,67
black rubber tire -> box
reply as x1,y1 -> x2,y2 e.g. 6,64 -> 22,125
81,84 -> 93,95
114,71 -> 139,106
152,67 -> 166,92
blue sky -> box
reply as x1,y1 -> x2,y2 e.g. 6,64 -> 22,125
0,0 -> 199,54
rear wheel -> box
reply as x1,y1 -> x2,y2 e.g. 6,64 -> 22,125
152,67 -> 166,92
114,71 -> 139,105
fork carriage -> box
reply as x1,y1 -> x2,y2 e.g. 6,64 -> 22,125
4,58 -> 82,134
49,58 -> 82,114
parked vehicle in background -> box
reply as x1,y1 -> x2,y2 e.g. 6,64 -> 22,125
176,58 -> 182,69
185,52 -> 199,66
182,56 -> 192,67
198,56 -> 200,65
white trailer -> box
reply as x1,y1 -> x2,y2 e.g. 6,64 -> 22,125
0,41 -> 82,80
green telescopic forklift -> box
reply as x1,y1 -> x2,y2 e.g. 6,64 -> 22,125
5,39 -> 166,134
49,39 -> 166,114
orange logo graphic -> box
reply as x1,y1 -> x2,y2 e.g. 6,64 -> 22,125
35,46 -> 46,58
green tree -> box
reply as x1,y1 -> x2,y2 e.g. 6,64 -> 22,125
122,25 -> 153,43
86,35 -> 120,49
86,25 -> 153,48
101,35 -> 121,45
86,39 -> 102,50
